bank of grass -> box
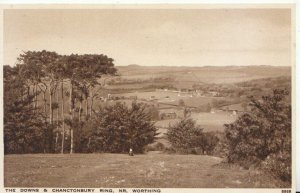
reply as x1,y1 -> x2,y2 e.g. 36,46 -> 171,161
4,153 -> 287,188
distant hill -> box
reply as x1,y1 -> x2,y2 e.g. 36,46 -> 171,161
127,64 -> 141,67
115,65 -> 291,87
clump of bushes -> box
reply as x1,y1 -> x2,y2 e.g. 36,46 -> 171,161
83,102 -> 159,153
225,89 -> 291,183
154,142 -> 166,151
166,118 -> 219,155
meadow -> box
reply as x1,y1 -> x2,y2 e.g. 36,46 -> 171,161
191,112 -> 237,131
154,111 -> 237,134
4,153 -> 284,188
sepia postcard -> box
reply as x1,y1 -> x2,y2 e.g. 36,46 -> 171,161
0,3 -> 297,193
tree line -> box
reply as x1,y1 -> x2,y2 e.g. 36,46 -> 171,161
4,50 -> 117,154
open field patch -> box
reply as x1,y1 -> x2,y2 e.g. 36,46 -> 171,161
191,112 -> 237,132
154,111 -> 236,133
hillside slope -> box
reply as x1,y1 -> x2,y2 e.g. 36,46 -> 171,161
4,153 -> 287,188
116,65 -> 291,85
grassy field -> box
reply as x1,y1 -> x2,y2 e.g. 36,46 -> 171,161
4,153 -> 285,188
154,111 -> 236,133
191,112 -> 237,132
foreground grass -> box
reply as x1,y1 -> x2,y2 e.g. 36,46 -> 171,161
4,152 -> 284,188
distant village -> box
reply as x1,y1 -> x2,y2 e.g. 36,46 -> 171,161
99,88 -> 246,122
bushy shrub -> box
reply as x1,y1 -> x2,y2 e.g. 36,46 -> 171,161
166,118 -> 203,149
166,118 -> 219,154
84,102 -> 159,153
197,132 -> 219,155
154,142 -> 166,151
225,89 -> 291,182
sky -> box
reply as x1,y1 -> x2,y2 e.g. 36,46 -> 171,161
4,8 -> 291,67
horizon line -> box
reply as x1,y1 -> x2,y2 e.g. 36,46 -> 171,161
115,64 -> 291,67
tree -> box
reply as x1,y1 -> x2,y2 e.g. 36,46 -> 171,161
167,119 -> 203,149
85,102 -> 158,153
64,54 -> 117,153
55,56 -> 68,153
89,85 -> 103,116
75,54 -> 116,119
5,51 -> 117,154
4,65 -> 45,154
147,105 -> 160,121
17,51 -> 45,109
194,132 -> 219,155
18,50 -> 61,153
225,89 -> 291,182
205,103 -> 212,112
167,118 -> 218,154
41,51 -> 60,152
183,108 -> 191,118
